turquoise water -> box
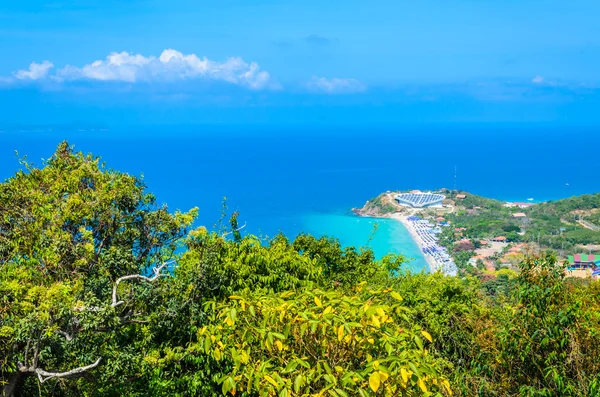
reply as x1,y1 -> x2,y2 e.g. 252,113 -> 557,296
301,212 -> 428,272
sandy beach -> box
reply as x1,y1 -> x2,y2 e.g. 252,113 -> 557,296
391,213 -> 439,272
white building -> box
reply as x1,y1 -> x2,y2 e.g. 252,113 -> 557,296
395,192 -> 445,208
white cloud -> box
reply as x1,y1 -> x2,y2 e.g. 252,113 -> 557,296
307,76 -> 366,93
532,75 -> 544,84
14,61 -> 54,80
52,49 -> 276,89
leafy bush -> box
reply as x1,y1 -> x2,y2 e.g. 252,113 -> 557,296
196,286 -> 452,396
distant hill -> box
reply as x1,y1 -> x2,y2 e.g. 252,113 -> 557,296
528,193 -> 600,219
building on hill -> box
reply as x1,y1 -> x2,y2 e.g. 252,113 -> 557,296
492,236 -> 507,242
394,192 -> 445,208
514,202 -> 534,209
512,212 -> 527,218
568,254 -> 600,270
508,243 -> 528,253
456,194 -> 466,199
504,202 -> 534,209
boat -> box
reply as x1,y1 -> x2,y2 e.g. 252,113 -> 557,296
527,198 -> 534,201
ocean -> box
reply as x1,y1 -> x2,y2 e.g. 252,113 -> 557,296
2,124 -> 599,272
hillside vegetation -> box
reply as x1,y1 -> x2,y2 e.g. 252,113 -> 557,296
1,143 -> 599,397
439,190 -> 600,259
353,193 -> 403,217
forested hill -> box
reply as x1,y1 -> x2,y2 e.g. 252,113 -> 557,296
442,190 -> 600,257
528,193 -> 600,218
443,189 -> 504,209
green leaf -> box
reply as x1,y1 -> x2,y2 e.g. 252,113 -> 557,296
294,375 -> 305,393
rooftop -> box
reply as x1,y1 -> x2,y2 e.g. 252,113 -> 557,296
395,192 -> 446,208
568,254 -> 600,264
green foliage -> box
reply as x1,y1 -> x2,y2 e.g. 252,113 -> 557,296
196,286 -> 452,396
440,191 -> 600,257
392,273 -> 482,368
448,191 -> 503,211
360,194 -> 398,215
0,142 -> 196,396
495,255 -> 600,396
462,255 -> 600,396
530,194 -> 600,218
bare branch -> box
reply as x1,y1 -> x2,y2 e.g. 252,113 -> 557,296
56,330 -> 73,342
111,260 -> 174,307
24,338 -> 31,367
221,222 -> 246,238
33,339 -> 40,368
19,358 -> 103,383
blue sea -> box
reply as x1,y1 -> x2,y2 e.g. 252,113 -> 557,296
2,124 -> 599,272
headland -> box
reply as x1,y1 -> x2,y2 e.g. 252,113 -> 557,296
354,189 -> 600,279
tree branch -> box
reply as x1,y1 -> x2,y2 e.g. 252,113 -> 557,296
18,358 -> 102,383
111,260 -> 173,307
56,330 -> 73,342
23,338 -> 31,367
221,223 -> 246,238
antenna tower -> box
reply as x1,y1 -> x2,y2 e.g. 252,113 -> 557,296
454,165 -> 457,191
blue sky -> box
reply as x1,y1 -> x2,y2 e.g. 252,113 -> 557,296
1,0 -> 599,125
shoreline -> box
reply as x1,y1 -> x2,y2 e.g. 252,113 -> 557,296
390,213 -> 438,273
352,208 -> 456,275
352,210 -> 437,273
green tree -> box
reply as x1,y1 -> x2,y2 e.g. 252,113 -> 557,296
493,254 -> 600,396
0,142 -> 196,396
